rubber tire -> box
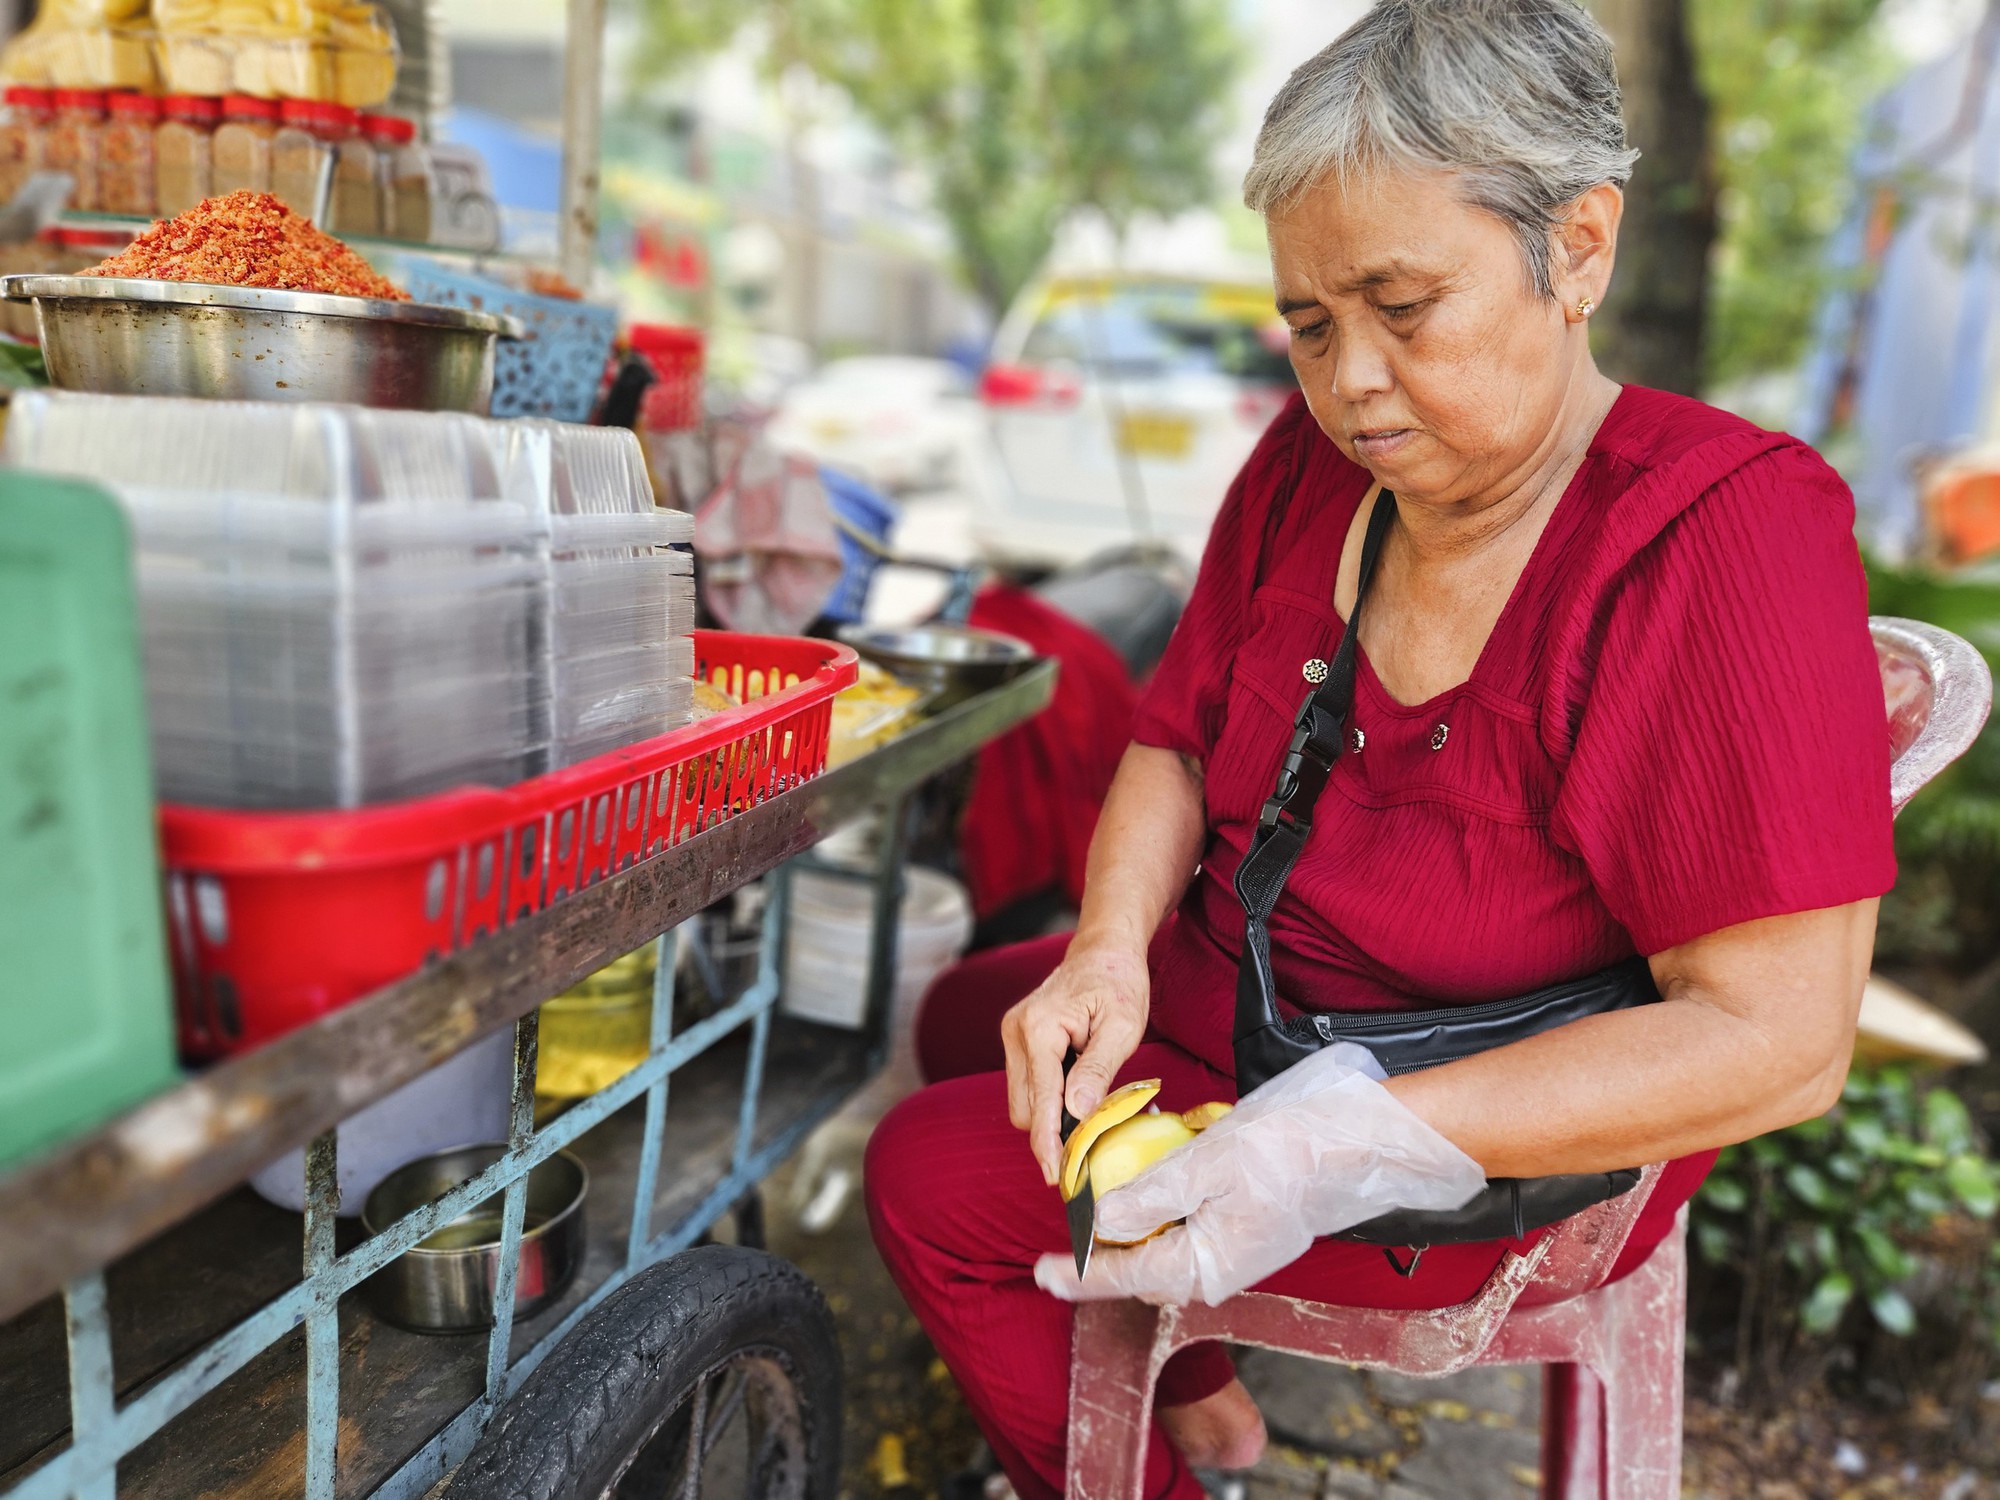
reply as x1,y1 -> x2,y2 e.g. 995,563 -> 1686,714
444,1244 -> 843,1500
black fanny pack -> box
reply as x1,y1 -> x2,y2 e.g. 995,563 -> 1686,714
1232,488 -> 1656,1255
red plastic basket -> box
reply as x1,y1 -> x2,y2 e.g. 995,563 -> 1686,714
160,632 -> 857,1060
629,323 -> 704,432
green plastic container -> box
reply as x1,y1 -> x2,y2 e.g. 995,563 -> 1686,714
0,470 -> 179,1170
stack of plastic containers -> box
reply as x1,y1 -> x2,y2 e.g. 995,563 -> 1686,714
6,390 -> 542,807
496,419 -> 696,767
4,391 -> 696,808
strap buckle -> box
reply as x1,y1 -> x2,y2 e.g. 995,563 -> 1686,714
1257,720 -> 1336,833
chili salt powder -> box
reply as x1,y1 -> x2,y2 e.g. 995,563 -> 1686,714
82,190 -> 408,301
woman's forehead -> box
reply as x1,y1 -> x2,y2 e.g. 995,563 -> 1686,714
1268,171 -> 1508,293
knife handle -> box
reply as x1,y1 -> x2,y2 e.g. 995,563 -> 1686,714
1059,1047 -> 1081,1142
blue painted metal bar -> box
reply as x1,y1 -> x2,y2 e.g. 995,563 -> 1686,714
13,890 -> 869,1500
9,865 -> 862,1500
483,1015 -> 539,1404
368,976 -> 852,1500
732,869 -> 787,1177
302,1132 -> 342,1500
63,1274 -> 115,1500
861,795 -> 913,1066
627,930 -> 679,1265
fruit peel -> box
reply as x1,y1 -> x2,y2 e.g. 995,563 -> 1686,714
1059,1078 -> 1161,1201
1178,1101 -> 1234,1131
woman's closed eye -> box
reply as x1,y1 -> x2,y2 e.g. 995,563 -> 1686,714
1378,298 -> 1431,327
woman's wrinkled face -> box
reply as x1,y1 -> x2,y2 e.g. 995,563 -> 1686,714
1267,168 -> 1581,505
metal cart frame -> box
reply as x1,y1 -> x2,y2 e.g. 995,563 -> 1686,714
0,665 -> 1056,1500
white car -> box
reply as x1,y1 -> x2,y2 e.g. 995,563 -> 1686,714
767,356 -> 977,494
969,275 -> 1296,568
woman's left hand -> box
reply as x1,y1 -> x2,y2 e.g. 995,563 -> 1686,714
1034,1044 -> 1486,1306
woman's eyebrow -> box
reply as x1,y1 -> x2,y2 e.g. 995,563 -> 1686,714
1278,262 -> 1437,314
1341,260 -> 1431,292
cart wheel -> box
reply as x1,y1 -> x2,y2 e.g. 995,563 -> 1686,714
445,1245 -> 842,1500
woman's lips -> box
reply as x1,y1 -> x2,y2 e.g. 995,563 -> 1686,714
1351,428 -> 1415,459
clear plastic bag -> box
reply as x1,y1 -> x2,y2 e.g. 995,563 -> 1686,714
1035,1043 -> 1487,1306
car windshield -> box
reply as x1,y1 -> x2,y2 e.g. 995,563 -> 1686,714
1019,283 -> 1293,384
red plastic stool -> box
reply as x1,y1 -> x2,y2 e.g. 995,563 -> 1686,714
1065,618 -> 1992,1500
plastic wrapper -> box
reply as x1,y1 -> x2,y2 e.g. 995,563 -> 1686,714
42,0 -> 148,27
2,11 -> 154,90
1034,1043 -> 1487,1307
152,0 -> 395,102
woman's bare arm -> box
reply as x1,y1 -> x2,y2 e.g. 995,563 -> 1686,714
1002,742 -> 1208,1184
1386,899 -> 1878,1177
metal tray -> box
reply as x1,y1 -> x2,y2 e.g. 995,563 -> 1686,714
0,275 -> 526,413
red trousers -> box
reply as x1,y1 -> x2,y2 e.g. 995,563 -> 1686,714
868,936 -> 1521,1500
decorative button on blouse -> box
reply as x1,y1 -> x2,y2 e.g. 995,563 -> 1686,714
1303,658 -> 1329,685
1429,722 -> 1449,751
1349,726 -> 1365,753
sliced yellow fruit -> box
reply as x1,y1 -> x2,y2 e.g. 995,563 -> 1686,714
1178,1101 -> 1234,1131
1086,1111 -> 1198,1198
1059,1078 -> 1161,1201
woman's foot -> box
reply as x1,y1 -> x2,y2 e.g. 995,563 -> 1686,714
1159,1377 -> 1268,1470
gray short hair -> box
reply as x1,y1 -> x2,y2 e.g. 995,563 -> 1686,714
1244,0 -> 1639,298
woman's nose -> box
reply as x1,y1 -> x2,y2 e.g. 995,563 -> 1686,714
1329,330 -> 1394,403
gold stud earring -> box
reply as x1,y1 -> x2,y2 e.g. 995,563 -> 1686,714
1575,296 -> 1596,320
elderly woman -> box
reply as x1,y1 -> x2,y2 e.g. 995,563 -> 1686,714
866,2 -> 1893,1495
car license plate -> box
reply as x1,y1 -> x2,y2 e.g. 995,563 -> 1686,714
1115,412 -> 1194,459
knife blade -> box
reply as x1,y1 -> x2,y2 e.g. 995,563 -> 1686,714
1059,1061 -> 1095,1281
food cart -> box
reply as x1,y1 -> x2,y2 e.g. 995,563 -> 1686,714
0,656 -> 1052,1499
0,1 -> 1055,1493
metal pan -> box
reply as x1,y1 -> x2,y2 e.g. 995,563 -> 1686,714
836,623 -> 1037,709
0,275 -> 524,413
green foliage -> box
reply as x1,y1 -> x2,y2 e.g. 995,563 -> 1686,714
626,0 -> 1243,315
1692,1066 -> 2000,1400
1686,0 -> 1899,387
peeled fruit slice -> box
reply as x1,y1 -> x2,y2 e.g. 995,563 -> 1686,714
1059,1078 -> 1161,1201
1178,1101 -> 1234,1131
1085,1111 -> 1198,1196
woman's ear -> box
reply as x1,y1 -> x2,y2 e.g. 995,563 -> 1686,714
1555,182 -> 1623,311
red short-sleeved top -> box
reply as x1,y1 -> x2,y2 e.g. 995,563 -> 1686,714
1132,385 -> 1896,1263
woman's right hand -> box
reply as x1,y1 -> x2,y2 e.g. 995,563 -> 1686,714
1002,939 -> 1152,1187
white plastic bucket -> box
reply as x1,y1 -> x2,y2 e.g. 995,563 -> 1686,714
781,865 -> 972,1033
251,1027 -> 515,1216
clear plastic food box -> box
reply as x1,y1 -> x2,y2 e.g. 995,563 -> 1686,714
4,391 -> 695,807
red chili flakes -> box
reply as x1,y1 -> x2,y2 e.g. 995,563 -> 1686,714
82,190 -> 408,301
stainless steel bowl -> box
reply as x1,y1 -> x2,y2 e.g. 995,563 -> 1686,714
837,623 -> 1037,708
0,275 -> 524,413
361,1145 -> 587,1334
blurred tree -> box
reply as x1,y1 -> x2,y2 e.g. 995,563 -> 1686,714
1591,0 -> 1715,395
1687,0 -> 1895,389
1590,0 -> 1894,394
628,0 -> 1242,315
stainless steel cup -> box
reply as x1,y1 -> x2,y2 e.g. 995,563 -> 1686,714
360,1145 -> 587,1334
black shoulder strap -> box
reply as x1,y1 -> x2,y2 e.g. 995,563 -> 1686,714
1232,488 -> 1396,1059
